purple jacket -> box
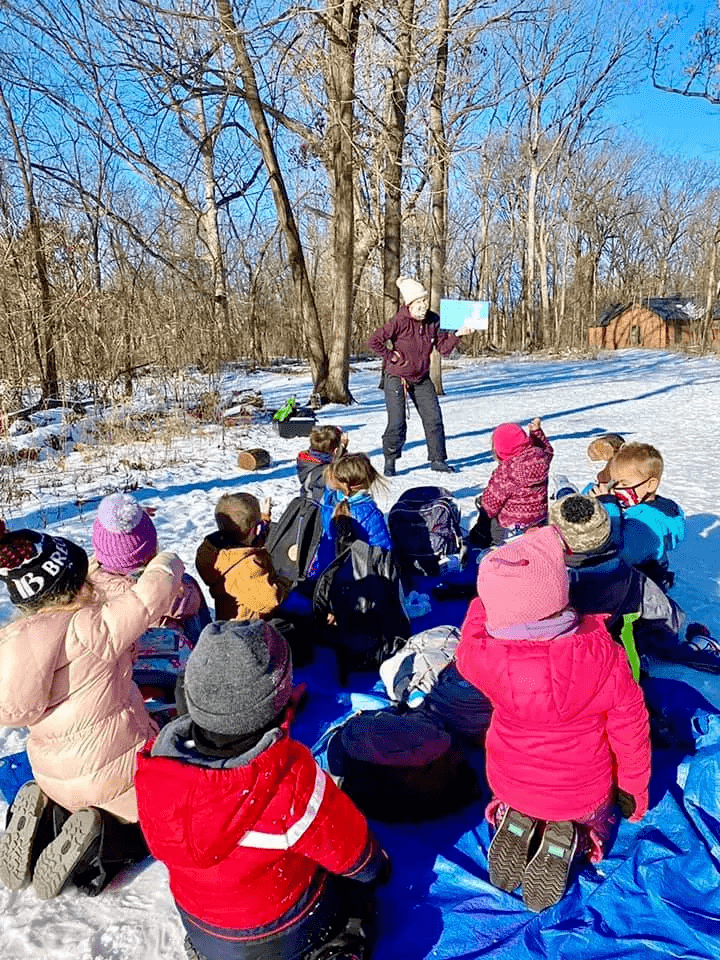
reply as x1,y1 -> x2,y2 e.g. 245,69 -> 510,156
368,305 -> 460,383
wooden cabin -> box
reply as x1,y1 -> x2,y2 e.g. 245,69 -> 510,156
589,297 -> 720,349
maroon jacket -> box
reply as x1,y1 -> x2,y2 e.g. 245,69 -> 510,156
368,305 -> 460,383
482,425 -> 553,529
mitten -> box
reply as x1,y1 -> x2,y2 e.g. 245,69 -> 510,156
148,550 -> 184,579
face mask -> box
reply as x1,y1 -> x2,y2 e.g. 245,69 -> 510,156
611,479 -> 650,508
408,297 -> 429,320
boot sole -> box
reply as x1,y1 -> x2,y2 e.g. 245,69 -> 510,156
0,782 -> 50,891
32,808 -> 102,900
488,808 -> 537,892
522,820 -> 577,913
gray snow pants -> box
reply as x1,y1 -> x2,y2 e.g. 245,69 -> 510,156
383,374 -> 447,463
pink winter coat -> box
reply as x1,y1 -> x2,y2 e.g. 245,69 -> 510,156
0,552 -> 184,822
89,562 -> 203,621
482,426 -> 553,529
456,600 -> 650,822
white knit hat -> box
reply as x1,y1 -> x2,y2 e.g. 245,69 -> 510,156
396,275 -> 428,306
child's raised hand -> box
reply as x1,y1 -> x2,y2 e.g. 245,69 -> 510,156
340,432 -> 349,452
260,497 -> 272,518
529,418 -> 542,432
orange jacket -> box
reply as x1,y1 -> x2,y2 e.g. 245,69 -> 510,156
195,533 -> 288,622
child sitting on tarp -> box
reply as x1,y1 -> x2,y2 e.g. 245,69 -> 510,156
296,425 -> 348,501
308,453 -> 391,577
456,526 -> 650,912
548,492 -> 684,670
135,619 -> 390,960
469,418 -> 553,548
600,441 -> 685,590
90,493 -> 210,701
196,492 -> 288,621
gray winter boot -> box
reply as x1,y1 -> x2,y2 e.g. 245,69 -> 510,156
0,781 -> 52,891
32,807 -> 102,899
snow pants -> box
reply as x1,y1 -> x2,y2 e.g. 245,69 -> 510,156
383,374 -> 447,463
180,874 -> 374,960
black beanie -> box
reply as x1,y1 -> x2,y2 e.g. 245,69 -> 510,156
0,530 -> 89,606
184,620 -> 293,736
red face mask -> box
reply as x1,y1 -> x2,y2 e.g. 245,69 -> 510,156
611,479 -> 650,508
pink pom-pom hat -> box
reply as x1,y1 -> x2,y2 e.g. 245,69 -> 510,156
92,493 -> 157,574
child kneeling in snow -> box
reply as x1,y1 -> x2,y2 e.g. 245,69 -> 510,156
135,619 -> 390,960
469,418 -> 554,548
0,528 -> 184,898
456,526 -> 650,912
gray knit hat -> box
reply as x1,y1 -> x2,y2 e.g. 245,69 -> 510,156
184,620 -> 293,735
549,494 -> 612,555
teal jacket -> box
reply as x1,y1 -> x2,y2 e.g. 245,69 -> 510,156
600,495 -> 685,569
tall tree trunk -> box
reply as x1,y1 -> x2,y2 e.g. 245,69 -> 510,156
382,0 -> 415,323
537,215 -> 552,346
196,98 -> 233,357
216,0 -> 329,397
701,227 -> 720,350
525,161 -> 539,349
325,0 -> 361,403
428,0 -> 449,395
0,86 -> 58,398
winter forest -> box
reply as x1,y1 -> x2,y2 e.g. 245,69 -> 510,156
2,2 -> 720,959
0,0 -> 719,411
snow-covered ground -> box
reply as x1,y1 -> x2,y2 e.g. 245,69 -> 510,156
1,349 -> 719,959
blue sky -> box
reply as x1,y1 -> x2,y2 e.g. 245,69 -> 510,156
606,1 -> 720,162
609,81 -> 720,161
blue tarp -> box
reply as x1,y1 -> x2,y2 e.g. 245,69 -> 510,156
290,593 -> 720,960
2,587 -> 719,957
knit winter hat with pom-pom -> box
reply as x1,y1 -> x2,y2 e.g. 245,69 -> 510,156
476,526 -> 569,631
548,494 -> 611,555
92,493 -> 157,574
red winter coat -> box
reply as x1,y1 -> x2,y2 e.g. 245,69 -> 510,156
456,601 -> 650,821
482,426 -> 553,529
135,731 -> 380,932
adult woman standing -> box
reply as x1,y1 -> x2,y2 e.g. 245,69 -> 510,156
368,276 -> 470,476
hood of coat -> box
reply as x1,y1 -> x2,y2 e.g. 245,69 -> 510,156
195,533 -> 257,588
459,601 -> 616,723
136,717 -> 296,869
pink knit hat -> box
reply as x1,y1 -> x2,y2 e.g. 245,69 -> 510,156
492,423 -> 530,460
476,527 -> 569,631
92,493 -> 157,574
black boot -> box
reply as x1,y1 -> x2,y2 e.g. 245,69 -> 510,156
383,457 -> 396,477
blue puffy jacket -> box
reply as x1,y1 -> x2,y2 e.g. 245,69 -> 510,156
310,489 -> 391,576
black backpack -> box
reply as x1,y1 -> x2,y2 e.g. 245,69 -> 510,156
388,486 -> 463,576
265,496 -> 325,586
326,708 -> 477,822
313,517 -> 410,681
